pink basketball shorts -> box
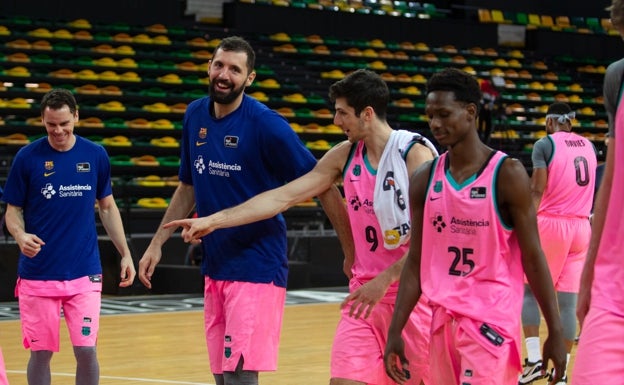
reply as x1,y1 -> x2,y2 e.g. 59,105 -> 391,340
429,308 -> 520,385
331,297 -> 431,384
572,306 -> 624,384
203,277 -> 286,374
533,215 -> 590,292
17,276 -> 102,351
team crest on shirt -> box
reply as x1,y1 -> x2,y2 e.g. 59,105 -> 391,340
349,164 -> 361,182
433,180 -> 442,193
43,161 -> 56,177
199,127 -> 207,139
224,135 -> 238,148
470,186 -> 487,199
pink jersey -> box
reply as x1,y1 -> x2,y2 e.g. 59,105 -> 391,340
538,131 -> 597,218
421,151 -> 524,339
343,140 -> 407,299
591,94 -> 624,317
0,347 -> 7,385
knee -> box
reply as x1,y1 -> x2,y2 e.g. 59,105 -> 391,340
30,350 -> 53,363
73,346 -> 97,361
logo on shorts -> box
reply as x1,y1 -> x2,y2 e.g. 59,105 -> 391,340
224,335 -> 232,358
88,275 -> 102,283
82,326 -> 91,336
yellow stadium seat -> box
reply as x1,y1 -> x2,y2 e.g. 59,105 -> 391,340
478,9 -> 492,23
528,14 -> 541,26
540,15 -> 554,28
491,10 -> 508,23
555,16 -> 571,29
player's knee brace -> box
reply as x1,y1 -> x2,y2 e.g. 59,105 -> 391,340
558,291 -> 578,341
521,285 -> 541,325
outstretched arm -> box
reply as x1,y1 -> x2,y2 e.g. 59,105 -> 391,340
164,142 -> 350,243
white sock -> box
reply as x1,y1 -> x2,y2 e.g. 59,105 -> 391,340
565,353 -> 570,374
525,336 -> 541,363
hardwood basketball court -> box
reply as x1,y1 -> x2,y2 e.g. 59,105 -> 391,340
0,292 -> 576,385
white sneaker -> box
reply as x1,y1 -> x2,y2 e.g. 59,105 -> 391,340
548,370 -> 567,385
518,359 -> 547,384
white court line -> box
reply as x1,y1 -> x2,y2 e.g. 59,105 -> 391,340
6,370 -> 214,385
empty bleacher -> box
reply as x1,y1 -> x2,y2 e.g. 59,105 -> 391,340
0,0 -> 616,296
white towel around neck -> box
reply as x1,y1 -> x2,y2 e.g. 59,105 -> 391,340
373,130 -> 438,249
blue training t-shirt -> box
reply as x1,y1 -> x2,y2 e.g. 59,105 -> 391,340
179,94 -> 317,287
3,136 -> 112,280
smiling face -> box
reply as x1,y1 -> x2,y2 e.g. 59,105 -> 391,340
42,105 -> 78,152
208,48 -> 255,106
425,90 -> 477,147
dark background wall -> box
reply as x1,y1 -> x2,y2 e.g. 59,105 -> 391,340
222,2 -> 624,62
459,0 -> 608,17
0,0 -> 613,27
223,2 -> 501,48
0,0 -> 191,25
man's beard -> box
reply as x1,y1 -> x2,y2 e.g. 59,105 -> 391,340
209,80 -> 246,105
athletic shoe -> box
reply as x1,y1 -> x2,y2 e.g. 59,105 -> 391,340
553,376 -> 568,385
548,369 -> 567,385
518,359 -> 547,384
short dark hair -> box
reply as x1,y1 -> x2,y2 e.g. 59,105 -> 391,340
426,67 -> 482,111
214,36 -> 256,74
546,102 -> 572,115
328,69 -> 389,119
40,88 -> 78,116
